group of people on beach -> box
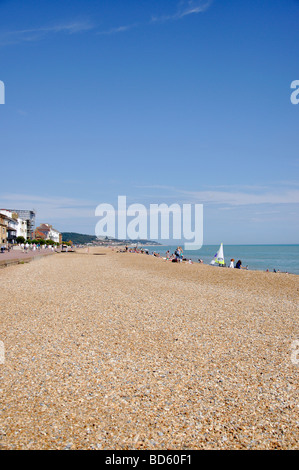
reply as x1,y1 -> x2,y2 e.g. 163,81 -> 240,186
118,246 -> 289,273
122,245 -> 252,269
229,259 -> 248,269
122,245 -> 196,264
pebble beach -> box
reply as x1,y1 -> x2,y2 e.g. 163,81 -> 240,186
0,247 -> 298,450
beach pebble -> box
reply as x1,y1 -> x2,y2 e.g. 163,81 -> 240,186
0,248 -> 298,449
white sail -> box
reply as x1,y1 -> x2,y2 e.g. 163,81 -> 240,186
210,243 -> 225,266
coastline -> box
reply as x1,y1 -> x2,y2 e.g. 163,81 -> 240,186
0,247 -> 298,450
140,244 -> 299,276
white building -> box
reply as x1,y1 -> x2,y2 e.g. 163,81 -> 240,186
16,218 -> 27,239
0,209 -> 13,219
49,227 -> 61,243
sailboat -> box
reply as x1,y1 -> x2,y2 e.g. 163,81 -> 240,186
210,243 -> 226,267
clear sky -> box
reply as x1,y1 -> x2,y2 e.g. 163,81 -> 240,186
0,0 -> 299,244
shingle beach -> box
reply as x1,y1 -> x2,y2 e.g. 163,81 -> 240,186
0,247 -> 298,450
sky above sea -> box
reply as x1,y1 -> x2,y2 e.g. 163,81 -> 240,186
0,0 -> 299,244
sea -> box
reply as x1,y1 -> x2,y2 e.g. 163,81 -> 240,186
138,244 -> 299,275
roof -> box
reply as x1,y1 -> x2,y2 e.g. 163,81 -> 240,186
37,225 -> 51,231
2,216 -> 17,223
34,229 -> 47,238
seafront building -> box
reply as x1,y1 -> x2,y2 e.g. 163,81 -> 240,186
0,208 -> 36,243
10,209 -> 36,239
0,213 -> 8,245
0,210 -> 21,244
35,223 -> 62,244
0,208 -> 62,246
16,218 -> 27,239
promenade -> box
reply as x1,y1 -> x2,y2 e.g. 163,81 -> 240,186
0,247 -> 56,267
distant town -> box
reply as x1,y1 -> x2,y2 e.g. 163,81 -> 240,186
0,208 -> 161,250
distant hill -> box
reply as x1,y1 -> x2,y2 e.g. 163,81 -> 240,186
61,232 -> 161,245
61,232 -> 97,244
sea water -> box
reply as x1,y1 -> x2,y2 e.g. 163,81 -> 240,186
140,245 -> 299,275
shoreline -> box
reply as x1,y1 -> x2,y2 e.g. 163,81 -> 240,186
123,246 -> 298,277
138,245 -> 299,276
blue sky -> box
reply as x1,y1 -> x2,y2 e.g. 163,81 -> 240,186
0,0 -> 299,244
